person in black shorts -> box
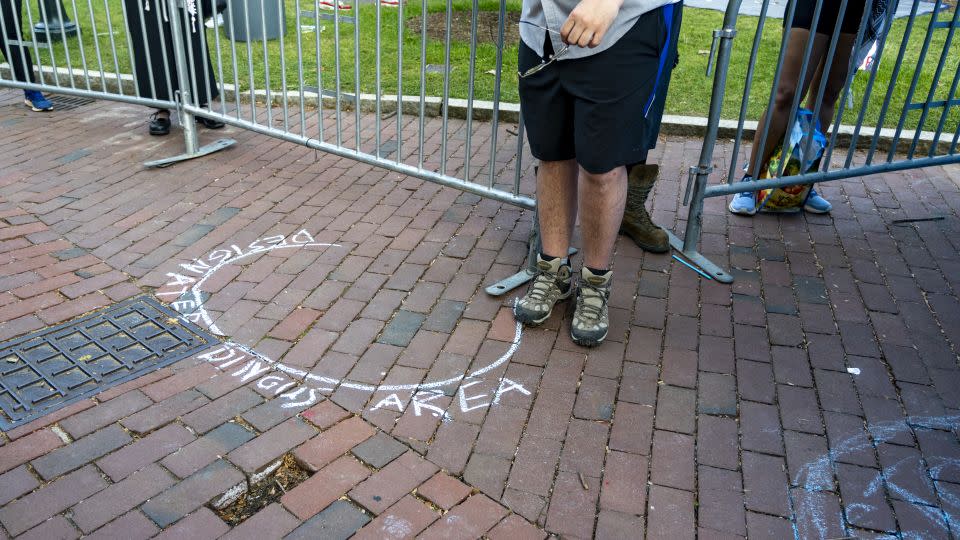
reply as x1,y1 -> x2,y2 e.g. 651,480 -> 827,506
512,0 -> 681,347
729,0 -> 888,216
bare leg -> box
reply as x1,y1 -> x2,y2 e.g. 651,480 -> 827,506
746,29 -> 829,176
578,165 -> 628,270
537,159 -> 579,260
805,33 -> 857,132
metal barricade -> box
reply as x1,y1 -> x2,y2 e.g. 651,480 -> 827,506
0,0 -> 540,294
0,0 -> 236,165
675,0 -> 960,283
185,0 -> 541,293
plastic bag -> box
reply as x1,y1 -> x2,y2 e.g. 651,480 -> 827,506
756,108 -> 826,213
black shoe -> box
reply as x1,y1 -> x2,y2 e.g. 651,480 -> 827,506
149,112 -> 171,136
196,116 -> 225,129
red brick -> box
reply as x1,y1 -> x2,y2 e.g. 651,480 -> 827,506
425,420 -> 480,476
487,307 -> 518,342
0,291 -> 61,322
281,455 -> 371,520
0,313 -> 44,341
269,307 -> 322,341
559,419 -> 608,479
181,387 -> 263,434
151,508 -> 229,540
95,368 -> 173,402
119,389 -> 210,435
417,472 -> 473,511
142,363 -> 219,401
71,464 -> 176,533
60,270 -> 130,299
10,271 -> 80,299
0,465 -> 108,536
96,423 -> 195,480
601,451 -> 648,516
83,510 -> 159,540
16,515 -> 79,540
37,292 -> 113,325
31,424 -> 132,480
0,465 -> 40,505
293,416 -> 376,471
353,495 -> 440,540
141,460 -> 245,528
420,494 -> 509,540
486,514 -> 547,540
220,503 -> 300,540
35,255 -> 101,279
349,451 -> 439,513
0,428 -> 63,474
228,417 -> 317,474
647,485 -> 695,540
0,221 -> 47,240
301,399 -> 351,429
60,390 -> 152,438
596,510 -> 646,540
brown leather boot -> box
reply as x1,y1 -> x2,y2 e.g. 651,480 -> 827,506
620,164 -> 669,253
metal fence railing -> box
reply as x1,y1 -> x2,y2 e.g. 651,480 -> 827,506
0,0 -> 539,294
3,0 -> 958,288
674,0 -> 960,283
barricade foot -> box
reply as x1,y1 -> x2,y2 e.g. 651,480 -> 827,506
485,247 -> 578,296
144,138 -> 236,168
666,230 -> 734,283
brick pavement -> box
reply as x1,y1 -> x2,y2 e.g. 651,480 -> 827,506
1,87 -> 959,539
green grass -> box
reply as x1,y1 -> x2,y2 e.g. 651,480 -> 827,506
21,1 -> 960,131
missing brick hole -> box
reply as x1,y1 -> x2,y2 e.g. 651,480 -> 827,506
214,454 -> 310,526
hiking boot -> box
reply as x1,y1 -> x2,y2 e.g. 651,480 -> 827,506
571,267 -> 611,347
620,164 -> 669,253
514,254 -> 573,326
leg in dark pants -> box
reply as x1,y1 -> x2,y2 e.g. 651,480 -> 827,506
0,0 -> 35,83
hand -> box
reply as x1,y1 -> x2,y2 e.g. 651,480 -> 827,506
560,0 -> 623,48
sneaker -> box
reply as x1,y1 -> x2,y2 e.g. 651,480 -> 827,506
570,267 -> 611,347
319,0 -> 352,9
514,254 -> 573,326
803,188 -> 832,214
728,175 -> 758,216
23,90 -> 53,112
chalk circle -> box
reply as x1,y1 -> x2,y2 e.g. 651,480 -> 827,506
159,230 -> 525,395
794,414 -> 960,538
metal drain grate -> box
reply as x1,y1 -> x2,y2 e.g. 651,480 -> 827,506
48,95 -> 95,111
0,295 -> 217,430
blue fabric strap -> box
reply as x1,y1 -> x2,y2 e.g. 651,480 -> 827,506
644,2 -> 675,117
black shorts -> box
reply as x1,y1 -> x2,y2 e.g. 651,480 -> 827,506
788,0 -> 868,37
518,4 -> 679,174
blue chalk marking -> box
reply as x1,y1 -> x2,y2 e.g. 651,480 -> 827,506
672,254 -> 714,280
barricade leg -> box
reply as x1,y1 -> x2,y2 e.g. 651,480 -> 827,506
144,0 -> 234,168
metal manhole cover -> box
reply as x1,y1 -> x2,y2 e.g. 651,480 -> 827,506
48,95 -> 95,111
0,295 -> 217,430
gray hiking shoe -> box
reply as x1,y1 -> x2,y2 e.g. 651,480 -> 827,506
571,267 -> 611,347
514,254 -> 573,326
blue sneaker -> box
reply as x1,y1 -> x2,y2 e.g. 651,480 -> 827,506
728,175 -> 758,216
23,90 -> 53,112
803,188 -> 832,214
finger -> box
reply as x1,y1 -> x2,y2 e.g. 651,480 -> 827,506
589,27 -> 605,47
560,17 -> 575,44
577,28 -> 593,48
566,25 -> 584,48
